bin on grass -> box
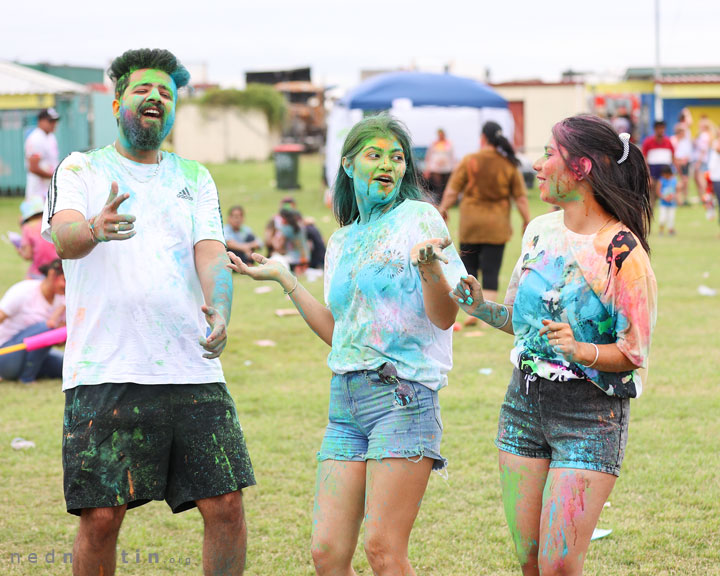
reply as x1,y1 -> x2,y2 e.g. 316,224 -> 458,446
273,143 -> 304,190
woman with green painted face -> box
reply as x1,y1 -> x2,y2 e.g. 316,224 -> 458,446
229,114 -> 467,576
451,115 -> 657,575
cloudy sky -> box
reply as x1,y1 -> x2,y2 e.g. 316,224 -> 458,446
2,0 -> 717,89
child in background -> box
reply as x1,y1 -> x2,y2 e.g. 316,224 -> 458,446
223,205 -> 261,265
18,197 -> 59,278
657,165 -> 678,236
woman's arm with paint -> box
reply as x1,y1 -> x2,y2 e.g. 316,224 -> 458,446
195,240 -> 232,359
227,252 -> 334,346
538,319 -> 639,372
450,275 -> 514,335
411,237 -> 459,331
50,182 -> 136,259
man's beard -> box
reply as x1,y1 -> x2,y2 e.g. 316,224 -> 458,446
119,108 -> 172,151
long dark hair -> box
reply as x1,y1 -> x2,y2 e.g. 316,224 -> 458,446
482,121 -> 520,167
332,114 -> 424,226
552,114 -> 652,254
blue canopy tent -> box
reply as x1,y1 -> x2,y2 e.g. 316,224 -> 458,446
326,71 -> 513,185
340,71 -> 508,110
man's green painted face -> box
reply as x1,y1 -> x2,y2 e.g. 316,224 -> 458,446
115,68 -> 177,151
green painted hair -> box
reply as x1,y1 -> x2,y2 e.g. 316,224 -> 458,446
332,114 -> 424,226
108,48 -> 190,99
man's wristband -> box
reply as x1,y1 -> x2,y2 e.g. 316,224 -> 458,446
88,219 -> 100,244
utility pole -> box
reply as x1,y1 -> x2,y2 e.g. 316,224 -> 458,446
654,0 -> 663,121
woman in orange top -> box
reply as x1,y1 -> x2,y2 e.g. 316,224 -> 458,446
438,121 -> 531,325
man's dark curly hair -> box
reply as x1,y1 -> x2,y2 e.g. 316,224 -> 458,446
108,48 -> 191,99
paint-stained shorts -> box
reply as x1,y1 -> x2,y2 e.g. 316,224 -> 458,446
63,382 -> 255,516
318,370 -> 446,471
495,369 -> 630,476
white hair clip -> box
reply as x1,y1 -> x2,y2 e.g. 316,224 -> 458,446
617,132 -> 631,164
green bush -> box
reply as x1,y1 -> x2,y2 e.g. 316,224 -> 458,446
197,84 -> 287,129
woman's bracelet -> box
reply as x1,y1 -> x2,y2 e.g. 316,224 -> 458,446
88,219 -> 100,244
581,343 -> 600,368
495,304 -> 510,329
283,275 -> 299,296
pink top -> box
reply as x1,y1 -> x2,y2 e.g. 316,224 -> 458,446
21,220 -> 58,278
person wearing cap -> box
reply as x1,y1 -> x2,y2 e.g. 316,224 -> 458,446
17,196 -> 59,279
0,259 -> 65,384
24,107 -> 60,201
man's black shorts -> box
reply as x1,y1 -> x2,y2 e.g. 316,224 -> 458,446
63,382 -> 255,515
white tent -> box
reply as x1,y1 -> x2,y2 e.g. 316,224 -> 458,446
325,72 -> 514,185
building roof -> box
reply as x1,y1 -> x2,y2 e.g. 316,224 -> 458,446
0,61 -> 87,95
626,66 -> 720,81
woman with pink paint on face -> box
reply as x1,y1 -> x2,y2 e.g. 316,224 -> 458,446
451,115 -> 657,575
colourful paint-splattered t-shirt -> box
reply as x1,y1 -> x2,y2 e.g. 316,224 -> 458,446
504,210 -> 657,398
324,199 -> 466,391
41,145 -> 226,390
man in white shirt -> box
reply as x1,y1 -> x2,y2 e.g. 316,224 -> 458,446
44,48 -> 254,576
25,108 -> 60,201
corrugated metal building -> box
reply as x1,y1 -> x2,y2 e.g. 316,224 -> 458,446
0,61 -> 90,196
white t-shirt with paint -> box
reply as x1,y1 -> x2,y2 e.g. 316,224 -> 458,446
324,199 -> 466,391
42,145 -> 226,390
25,127 -> 59,201
0,279 -> 65,345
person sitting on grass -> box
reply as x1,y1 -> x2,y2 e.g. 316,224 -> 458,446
224,205 -> 261,265
0,259 -> 65,384
229,114 -> 466,576
17,196 -> 59,279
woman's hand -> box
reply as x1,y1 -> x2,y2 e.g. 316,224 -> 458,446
410,237 -> 451,267
450,275 -> 485,317
539,319 -> 580,362
227,251 -> 293,286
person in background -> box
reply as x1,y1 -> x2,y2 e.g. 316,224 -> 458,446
707,133 -> 720,233
671,123 -> 693,206
693,116 -> 714,201
423,128 -> 455,205
657,165 -> 678,235
224,205 -> 261,265
453,115 -> 656,576
642,120 -> 674,207
0,259 -> 65,384
265,196 -> 325,272
438,121 -> 531,327
17,196 -> 59,279
25,108 -> 60,201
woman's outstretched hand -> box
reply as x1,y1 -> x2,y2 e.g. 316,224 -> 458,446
410,237 -> 451,267
227,252 -> 290,284
449,275 -> 485,317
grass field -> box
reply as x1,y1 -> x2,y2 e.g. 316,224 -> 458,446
0,154 -> 718,575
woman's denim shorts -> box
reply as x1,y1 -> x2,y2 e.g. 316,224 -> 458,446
318,369 -> 446,471
495,368 -> 630,476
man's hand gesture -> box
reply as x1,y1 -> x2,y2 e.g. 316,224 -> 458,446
90,182 -> 136,242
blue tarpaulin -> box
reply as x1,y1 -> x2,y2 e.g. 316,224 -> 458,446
340,71 -> 507,110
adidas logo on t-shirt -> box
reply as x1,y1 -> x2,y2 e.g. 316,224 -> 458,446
177,187 -> 193,201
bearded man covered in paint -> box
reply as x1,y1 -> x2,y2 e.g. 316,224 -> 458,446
451,115 -> 656,575
43,49 -> 254,576
228,114 -> 466,576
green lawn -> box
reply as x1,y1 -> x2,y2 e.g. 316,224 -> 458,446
0,155 -> 718,575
